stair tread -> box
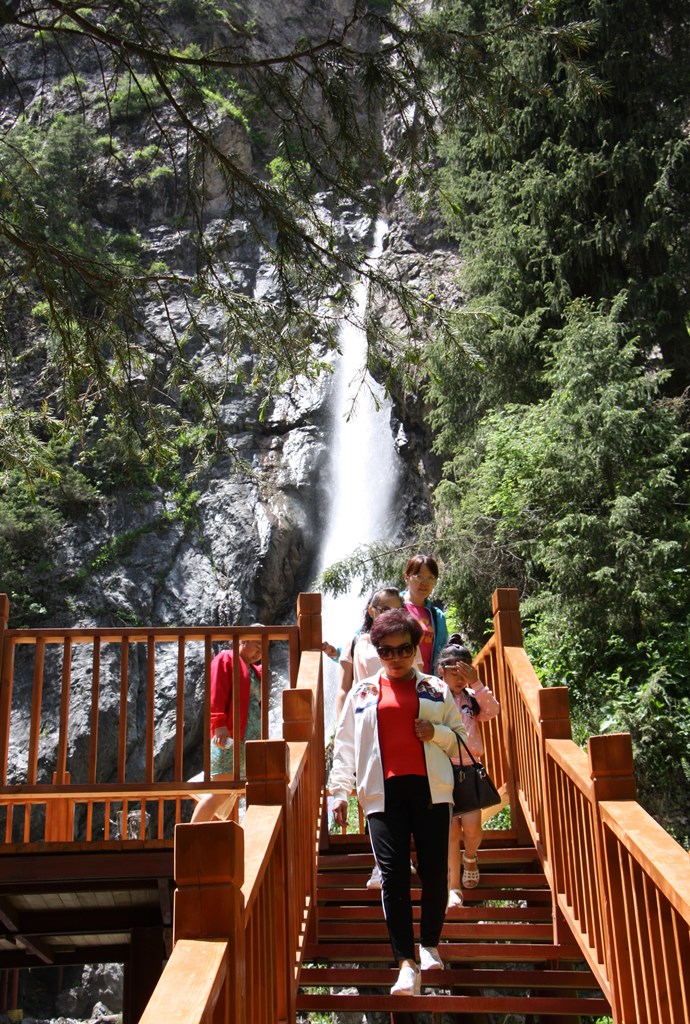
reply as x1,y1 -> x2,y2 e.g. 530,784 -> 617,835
296,992 -> 611,1014
317,904 -> 553,921
318,871 -> 548,888
316,921 -> 555,941
299,966 -> 601,988
302,941 -> 585,963
319,846 -> 541,869
308,837 -> 609,1017
317,885 -> 552,904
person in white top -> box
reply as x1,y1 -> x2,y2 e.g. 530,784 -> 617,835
334,587 -> 406,721
330,587 -> 423,890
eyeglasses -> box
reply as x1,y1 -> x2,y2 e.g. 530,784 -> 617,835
372,604 -> 400,612
408,574 -> 436,584
376,642 -> 415,660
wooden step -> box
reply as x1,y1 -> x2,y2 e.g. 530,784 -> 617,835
317,903 -> 553,922
300,965 -> 602,989
318,844 -> 542,871
318,870 -> 548,889
296,991 -> 611,1016
304,837 -> 610,1019
315,920 -> 555,942
302,941 -> 584,963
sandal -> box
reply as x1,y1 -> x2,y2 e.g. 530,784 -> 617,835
447,888 -> 463,909
462,855 -> 480,888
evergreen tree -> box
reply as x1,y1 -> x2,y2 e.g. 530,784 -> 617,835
432,0 -> 690,412
426,0 -> 690,836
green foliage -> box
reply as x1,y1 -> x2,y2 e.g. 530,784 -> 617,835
426,0 -> 690,839
432,0 -> 690,420
435,295 -> 689,640
0,0 -> 603,482
109,75 -> 164,124
314,541 -> 418,597
0,438 -> 99,624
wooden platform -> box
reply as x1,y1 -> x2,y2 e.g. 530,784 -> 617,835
0,841 -> 174,969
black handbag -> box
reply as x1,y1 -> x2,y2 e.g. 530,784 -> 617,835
451,733 -> 501,816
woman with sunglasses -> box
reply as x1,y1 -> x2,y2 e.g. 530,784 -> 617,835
333,587 -> 423,890
402,554 -> 448,673
334,586 -> 422,721
329,608 -> 466,997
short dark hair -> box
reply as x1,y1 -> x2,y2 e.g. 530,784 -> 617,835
370,608 -> 423,648
404,553 -> 439,579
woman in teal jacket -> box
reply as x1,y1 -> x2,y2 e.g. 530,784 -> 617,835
402,554 -> 448,673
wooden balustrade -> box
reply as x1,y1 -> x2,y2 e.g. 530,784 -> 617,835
0,599 -> 302,846
487,589 -> 690,1024
138,592 -> 324,1024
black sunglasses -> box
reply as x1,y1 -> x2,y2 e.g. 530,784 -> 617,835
376,642 -> 415,660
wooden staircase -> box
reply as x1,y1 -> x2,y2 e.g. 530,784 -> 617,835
297,831 -> 612,1021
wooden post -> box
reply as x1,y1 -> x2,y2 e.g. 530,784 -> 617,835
122,926 -> 165,1024
245,740 -> 292,1023
296,592 -> 322,652
588,733 -> 637,1024
44,771 -> 74,842
282,688 -> 315,744
537,686 -> 572,866
491,588 -> 531,844
491,587 -> 523,645
173,820 -> 246,1024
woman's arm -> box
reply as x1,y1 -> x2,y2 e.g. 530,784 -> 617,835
210,653 -> 231,733
334,660 -> 354,722
329,691 -> 357,805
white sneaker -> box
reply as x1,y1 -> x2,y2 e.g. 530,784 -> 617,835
390,962 -> 421,995
419,944 -> 444,970
447,888 -> 463,909
366,864 -> 382,889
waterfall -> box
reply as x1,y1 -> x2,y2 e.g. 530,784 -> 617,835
316,219 -> 403,729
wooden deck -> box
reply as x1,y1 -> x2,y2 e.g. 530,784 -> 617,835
1,590 -> 689,1023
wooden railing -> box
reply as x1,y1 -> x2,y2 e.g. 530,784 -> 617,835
0,592 -> 302,844
2,587 -> 689,1023
481,588 -> 690,1024
140,607 -> 325,1024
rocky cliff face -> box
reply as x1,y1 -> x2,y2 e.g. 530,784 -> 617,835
2,1 -> 463,1013
1,1 -> 458,779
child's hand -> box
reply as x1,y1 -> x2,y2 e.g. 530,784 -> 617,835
454,662 -> 479,686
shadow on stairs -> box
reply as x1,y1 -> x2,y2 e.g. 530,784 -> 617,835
297,831 -> 610,1023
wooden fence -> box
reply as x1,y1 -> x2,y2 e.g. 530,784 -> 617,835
480,588 -> 690,1024
2,587 -> 690,1023
0,592 -> 301,844
139,639 -> 324,1024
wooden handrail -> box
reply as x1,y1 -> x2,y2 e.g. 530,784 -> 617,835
486,588 -> 690,1024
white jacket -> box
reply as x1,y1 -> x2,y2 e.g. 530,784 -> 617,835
329,669 -> 468,817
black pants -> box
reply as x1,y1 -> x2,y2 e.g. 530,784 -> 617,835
367,774 -> 451,962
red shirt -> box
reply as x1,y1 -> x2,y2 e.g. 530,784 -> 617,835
210,651 -> 262,739
377,675 -> 427,779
